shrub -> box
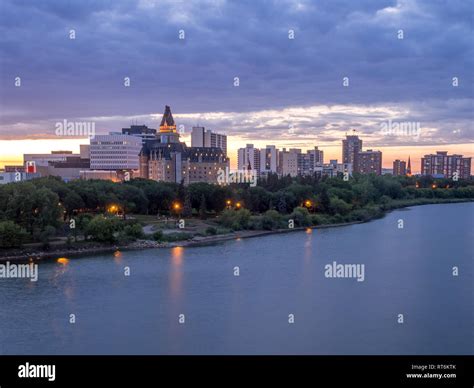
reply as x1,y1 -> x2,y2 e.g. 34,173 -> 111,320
205,226 -> 217,235
152,230 -> 164,241
330,197 -> 352,215
219,209 -> 251,230
85,216 -> 119,243
0,221 -> 28,248
261,209 -> 283,230
123,224 -> 144,240
289,207 -> 311,227
311,214 -> 331,226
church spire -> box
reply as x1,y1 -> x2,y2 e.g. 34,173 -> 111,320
407,156 -> 412,176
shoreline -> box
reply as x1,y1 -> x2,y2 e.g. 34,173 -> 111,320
0,199 -> 471,262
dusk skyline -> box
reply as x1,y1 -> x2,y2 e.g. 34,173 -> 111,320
0,0 -> 473,171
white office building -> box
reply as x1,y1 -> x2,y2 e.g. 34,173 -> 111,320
237,144 -> 260,172
90,134 -> 142,170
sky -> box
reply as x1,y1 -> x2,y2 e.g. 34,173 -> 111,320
0,0 -> 473,171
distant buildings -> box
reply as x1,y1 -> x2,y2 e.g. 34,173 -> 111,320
299,147 -> 324,176
260,145 -> 278,175
191,127 -> 227,156
139,106 -> 229,184
341,133 -> 383,175
393,159 -> 407,176
237,144 -> 261,173
90,134 -> 142,171
0,171 -> 40,185
3,120 -> 471,185
122,125 -> 157,144
24,150 -> 78,167
278,148 -> 300,177
357,150 -> 382,175
342,134 -> 363,172
22,150 -> 90,181
421,151 -> 471,179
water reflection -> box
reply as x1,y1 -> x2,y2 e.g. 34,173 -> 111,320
113,250 -> 123,264
169,247 -> 183,299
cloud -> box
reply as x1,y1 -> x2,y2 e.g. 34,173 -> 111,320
0,0 -> 472,147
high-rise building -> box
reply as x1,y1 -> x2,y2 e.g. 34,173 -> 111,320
278,148 -> 300,177
259,145 -> 278,175
191,127 -> 227,156
191,127 -> 205,149
342,134 -> 363,172
357,150 -> 382,175
90,134 -> 142,170
421,151 -> 471,179
122,125 -> 157,144
298,146 -> 324,175
237,144 -> 260,172
393,159 -> 407,176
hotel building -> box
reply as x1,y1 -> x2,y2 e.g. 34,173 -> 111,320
139,106 -> 229,184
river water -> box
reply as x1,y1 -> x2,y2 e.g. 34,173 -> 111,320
0,203 -> 472,354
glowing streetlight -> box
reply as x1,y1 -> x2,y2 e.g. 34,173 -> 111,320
172,202 -> 182,215
304,200 -> 312,208
235,202 -> 242,209
431,184 -> 437,189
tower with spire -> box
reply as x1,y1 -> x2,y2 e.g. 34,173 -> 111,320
406,156 -> 412,176
158,105 -> 180,144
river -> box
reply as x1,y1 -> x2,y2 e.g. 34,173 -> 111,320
0,203 -> 472,354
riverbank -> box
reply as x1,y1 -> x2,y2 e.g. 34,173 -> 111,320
0,198 -> 472,262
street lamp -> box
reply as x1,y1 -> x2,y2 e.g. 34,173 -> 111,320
235,202 -> 242,209
108,204 -> 119,214
172,202 -> 182,216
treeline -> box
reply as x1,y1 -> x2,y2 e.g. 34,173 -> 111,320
0,173 -> 473,248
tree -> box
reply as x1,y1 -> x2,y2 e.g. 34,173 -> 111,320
289,207 -> 311,227
85,216 -> 119,243
63,191 -> 85,218
317,188 -> 331,213
277,195 -> 287,213
0,221 -> 28,248
183,192 -> 192,218
261,209 -> 283,230
199,194 -> 207,219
